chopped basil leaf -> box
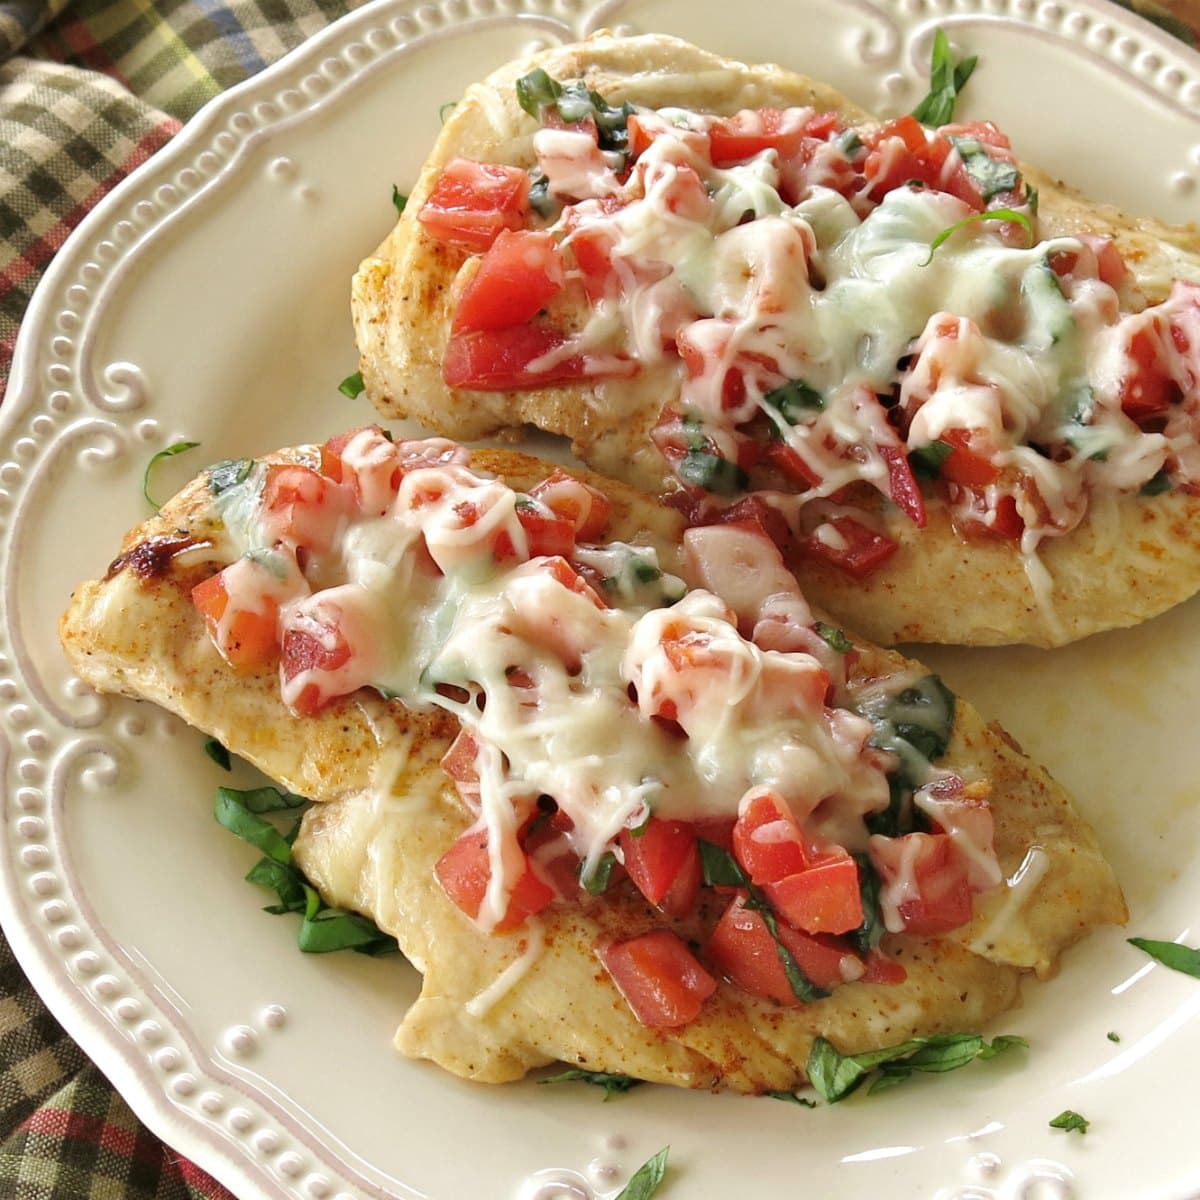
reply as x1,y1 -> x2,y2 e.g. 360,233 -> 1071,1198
1140,468 -> 1172,496
515,69 -> 633,154
216,787 -> 397,956
391,185 -> 407,215
215,788 -> 295,865
581,851 -> 617,895
908,439 -> 953,479
860,674 -> 956,792
910,29 -> 978,127
615,1146 -> 669,1200
338,370 -> 365,399
814,621 -> 853,654
698,841 -> 828,1003
678,449 -> 748,495
438,100 -> 457,124
1049,1109 -> 1090,1134
1128,936 -> 1200,977
764,378 -> 824,424
847,853 -> 884,956
516,67 -> 562,117
922,208 -> 1033,265
527,171 -> 556,217
203,737 -> 232,771
1106,1030 -> 1121,1043
835,129 -> 863,157
633,558 -> 663,584
950,136 -> 1021,201
1026,183 -> 1040,214
540,1067 -> 642,1099
207,457 -> 254,495
143,440 -> 200,511
766,1090 -> 817,1107
807,1032 -> 1026,1103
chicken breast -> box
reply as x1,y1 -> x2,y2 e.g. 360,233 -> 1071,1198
352,32 -> 1200,648
60,441 -> 1124,1091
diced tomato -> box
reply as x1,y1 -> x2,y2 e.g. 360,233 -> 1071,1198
656,846 -> 702,918
797,516 -> 898,579
443,326 -> 631,391
600,930 -> 718,1028
435,827 -> 555,932
710,496 -> 793,554
262,464 -> 350,552
618,818 -> 699,909
417,158 -> 531,251
318,427 -> 403,517
626,113 -> 658,158
869,832 -> 974,936
1048,233 -> 1128,292
451,230 -> 565,333
279,619 -> 352,717
704,893 -> 863,1003
1121,324 -> 1181,422
732,789 -> 811,885
694,817 -> 736,854
440,728 -> 482,814
534,555 -> 608,609
514,501 -> 576,558
529,469 -> 612,539
951,486 -> 1025,540
763,856 -> 863,935
762,440 -> 822,488
938,428 -> 1001,486
192,571 -> 279,670
878,442 -> 927,527
708,107 -> 811,166
862,948 -> 908,985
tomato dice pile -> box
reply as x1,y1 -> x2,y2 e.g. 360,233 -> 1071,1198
415,69 -> 1200,576
191,431 -> 1000,1033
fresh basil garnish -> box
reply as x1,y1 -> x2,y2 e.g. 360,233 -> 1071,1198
203,737 -> 232,771
540,1067 -> 642,1099
922,208 -> 1034,265
1128,936 -> 1200,977
950,136 -> 1021,201
765,1091 -> 817,1107
206,457 -> 254,496
764,378 -> 824,424
678,449 -> 748,495
1107,1031 -> 1121,1043
814,621 -> 853,654
1049,1109 -> 1089,1134
391,185 -> 407,215
338,370 -> 366,399
515,68 -> 635,154
911,28 -> 978,127
1140,468 -> 1172,496
216,786 -> 398,956
908,439 -> 954,479
581,851 -> 618,895
143,440 -> 200,511
614,1147 -> 669,1200
847,853 -> 885,956
807,1032 -> 1026,1103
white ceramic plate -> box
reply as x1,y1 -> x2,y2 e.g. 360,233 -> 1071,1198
5,1 -> 1200,1197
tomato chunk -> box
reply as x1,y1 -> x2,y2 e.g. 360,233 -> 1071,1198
514,501 -> 576,558
452,229 -> 565,333
320,426 -> 403,515
529,469 -> 613,539
600,930 -> 717,1028
869,832 -> 974,935
938,428 -> 1001,486
618,818 -> 699,909
708,107 -> 812,166
262,464 -> 351,552
440,728 -> 482,815
418,158 -> 531,251
1121,324 -> 1181,422
443,326 -> 593,391
763,856 -> 864,935
435,827 -> 554,932
704,894 -> 863,1004
192,570 -> 280,670
279,622 -> 352,716
732,789 -> 811,885
797,516 -> 898,579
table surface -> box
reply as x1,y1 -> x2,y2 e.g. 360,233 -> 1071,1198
2,0 -> 1199,1196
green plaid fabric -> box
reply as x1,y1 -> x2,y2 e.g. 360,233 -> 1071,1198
1,0 -> 1199,1193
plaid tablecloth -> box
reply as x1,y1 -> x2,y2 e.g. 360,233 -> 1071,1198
1,0 -> 1199,1196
